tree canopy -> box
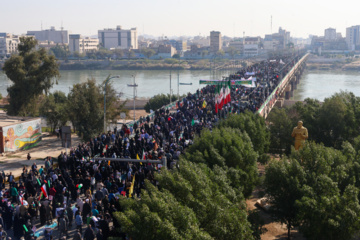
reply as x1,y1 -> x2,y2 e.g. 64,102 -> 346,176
3,37 -> 59,115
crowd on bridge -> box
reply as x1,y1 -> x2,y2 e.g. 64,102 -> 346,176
0,52 -> 303,240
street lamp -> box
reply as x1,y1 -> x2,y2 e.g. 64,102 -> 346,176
169,62 -> 177,104
127,74 -> 138,122
177,60 -> 186,101
104,75 -> 120,133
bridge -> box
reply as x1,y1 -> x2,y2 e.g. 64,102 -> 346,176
257,53 -> 310,119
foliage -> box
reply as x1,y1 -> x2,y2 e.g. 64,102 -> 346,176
40,91 -> 68,133
115,160 -> 254,240
217,111 -> 270,155
172,54 -> 180,59
0,93 -> 2,100
144,94 -> 179,113
142,48 -> 156,59
49,44 -> 69,59
3,37 -> 60,115
184,127 -> 259,198
247,209 -> 268,240
267,107 -> 296,155
268,92 -> 360,151
67,79 -> 103,140
265,141 -> 360,240
264,158 -> 306,239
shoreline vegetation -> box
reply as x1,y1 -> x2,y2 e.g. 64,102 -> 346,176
307,54 -> 360,71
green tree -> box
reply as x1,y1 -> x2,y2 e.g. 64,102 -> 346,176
3,37 -> 60,115
172,53 -> 180,59
218,111 -> 270,155
267,107 -> 295,155
49,44 -> 69,59
184,127 -> 259,197
67,79 -> 103,140
40,91 -> 68,133
115,160 -> 254,240
144,93 -> 180,113
201,50 -> 208,59
142,48 -> 156,59
264,158 -> 306,240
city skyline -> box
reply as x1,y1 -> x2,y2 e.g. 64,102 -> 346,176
1,0 -> 359,39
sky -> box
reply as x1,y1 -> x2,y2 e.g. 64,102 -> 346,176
1,0 -> 359,39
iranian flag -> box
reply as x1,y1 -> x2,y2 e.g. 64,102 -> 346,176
219,81 -> 225,110
225,79 -> 231,104
215,84 -> 220,113
41,184 -> 48,198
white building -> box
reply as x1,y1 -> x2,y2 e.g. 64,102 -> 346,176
98,26 -> 138,50
244,37 -> 261,56
27,27 -> 69,44
346,25 -> 360,51
69,34 -> 99,53
325,28 -> 337,41
0,33 -> 19,57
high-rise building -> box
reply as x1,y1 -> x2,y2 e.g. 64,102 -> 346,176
27,27 -> 68,44
98,26 -> 138,50
210,31 -> 222,53
346,25 -> 360,50
0,33 -> 19,57
69,34 -> 99,53
324,28 -> 336,41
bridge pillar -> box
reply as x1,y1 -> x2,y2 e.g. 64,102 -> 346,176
285,85 -> 292,100
293,76 -> 297,90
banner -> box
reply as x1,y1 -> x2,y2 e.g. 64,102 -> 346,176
199,78 -> 256,86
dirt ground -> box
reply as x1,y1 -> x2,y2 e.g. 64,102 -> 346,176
246,163 -> 306,240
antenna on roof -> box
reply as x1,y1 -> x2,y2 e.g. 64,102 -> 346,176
41,20 -> 43,30
271,15 -> 273,34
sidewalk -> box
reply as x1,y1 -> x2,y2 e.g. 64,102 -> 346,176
0,133 -> 81,178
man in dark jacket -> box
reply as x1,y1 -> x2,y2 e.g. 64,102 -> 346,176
84,224 -> 95,240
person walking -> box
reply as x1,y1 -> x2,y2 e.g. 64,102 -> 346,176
75,211 -> 83,235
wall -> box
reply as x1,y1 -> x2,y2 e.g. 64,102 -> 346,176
1,118 -> 42,152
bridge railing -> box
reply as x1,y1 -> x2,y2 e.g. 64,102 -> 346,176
257,53 -> 310,118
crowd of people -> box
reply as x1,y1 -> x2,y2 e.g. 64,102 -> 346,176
0,53 -> 302,240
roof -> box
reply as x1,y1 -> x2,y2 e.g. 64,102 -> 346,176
0,113 -> 39,128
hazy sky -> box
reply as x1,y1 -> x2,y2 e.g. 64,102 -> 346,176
1,0 -> 359,39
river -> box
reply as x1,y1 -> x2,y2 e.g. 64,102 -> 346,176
1,69 -> 360,101
0,69 -> 216,99
292,70 -> 360,101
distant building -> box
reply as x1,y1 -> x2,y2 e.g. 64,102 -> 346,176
98,25 -> 138,50
69,34 -> 99,53
157,44 -> 176,58
346,25 -> 360,51
27,26 -> 69,44
0,33 -> 19,57
244,37 -> 261,56
325,28 -> 337,41
228,40 -> 244,55
190,36 -> 210,47
210,31 -> 222,53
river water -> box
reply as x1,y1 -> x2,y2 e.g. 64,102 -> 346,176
1,69 -> 360,101
0,70 -> 214,99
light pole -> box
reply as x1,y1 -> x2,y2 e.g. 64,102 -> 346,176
169,62 -> 177,104
104,75 -> 120,133
127,74 -> 137,122
177,60 -> 186,101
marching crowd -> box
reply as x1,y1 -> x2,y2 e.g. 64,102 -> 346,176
0,53 -> 302,240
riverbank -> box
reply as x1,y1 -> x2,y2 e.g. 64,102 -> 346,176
306,54 -> 360,71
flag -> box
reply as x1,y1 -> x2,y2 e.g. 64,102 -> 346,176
191,119 -> 195,126
41,184 -> 48,198
19,195 -> 24,205
136,154 -> 143,165
142,149 -> 146,160
38,192 -> 43,201
226,78 -> 231,104
202,100 -> 207,109
37,178 -> 41,186
129,175 -> 135,198
215,83 -> 220,113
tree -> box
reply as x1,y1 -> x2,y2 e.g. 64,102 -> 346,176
172,53 -> 180,59
226,46 -> 238,59
264,158 -> 306,240
49,44 -> 69,59
40,91 -> 68,133
144,94 -> 180,113
115,160 -> 254,240
201,50 -> 208,59
142,48 -> 156,59
184,127 -> 259,198
112,48 -> 124,59
217,111 -> 270,155
3,37 -> 60,115
267,107 -> 296,155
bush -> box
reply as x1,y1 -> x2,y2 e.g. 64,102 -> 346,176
144,94 -> 183,113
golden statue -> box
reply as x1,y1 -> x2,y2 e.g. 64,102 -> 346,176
291,121 -> 308,150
